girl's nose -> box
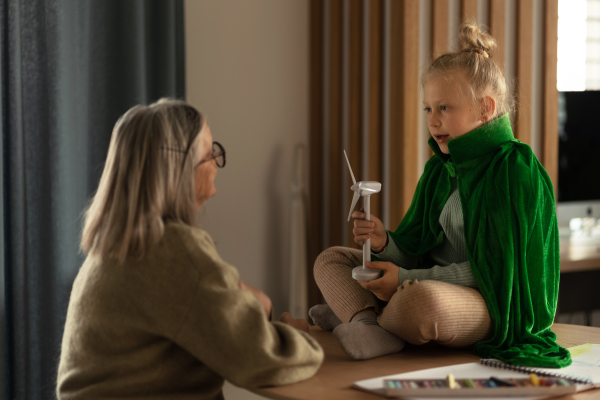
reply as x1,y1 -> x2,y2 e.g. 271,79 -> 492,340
428,114 -> 440,128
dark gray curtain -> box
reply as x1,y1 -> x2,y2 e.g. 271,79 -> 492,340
0,1 -> 185,399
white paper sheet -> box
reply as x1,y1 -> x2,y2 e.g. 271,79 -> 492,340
353,361 -> 591,400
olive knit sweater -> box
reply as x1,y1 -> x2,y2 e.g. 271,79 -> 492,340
57,221 -> 323,400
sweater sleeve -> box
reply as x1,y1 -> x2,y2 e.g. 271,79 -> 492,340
375,232 -> 478,288
171,228 -> 324,389
372,231 -> 418,269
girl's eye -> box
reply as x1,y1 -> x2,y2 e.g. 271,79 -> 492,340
423,107 -> 431,113
440,105 -> 448,111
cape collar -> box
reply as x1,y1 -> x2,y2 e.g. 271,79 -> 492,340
428,113 -> 515,166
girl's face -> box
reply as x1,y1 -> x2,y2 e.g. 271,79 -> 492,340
194,123 -> 218,212
423,74 -> 485,154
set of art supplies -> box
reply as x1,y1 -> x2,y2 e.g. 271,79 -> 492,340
383,373 -> 577,397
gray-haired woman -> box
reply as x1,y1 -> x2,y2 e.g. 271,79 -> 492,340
57,98 -> 323,400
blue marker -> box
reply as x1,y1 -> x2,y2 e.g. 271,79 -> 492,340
486,379 -> 498,387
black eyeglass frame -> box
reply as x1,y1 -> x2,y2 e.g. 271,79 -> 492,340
195,141 -> 226,168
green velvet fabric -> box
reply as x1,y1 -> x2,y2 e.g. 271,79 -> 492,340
388,114 -> 572,367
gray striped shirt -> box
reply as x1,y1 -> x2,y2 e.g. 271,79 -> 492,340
374,176 -> 478,288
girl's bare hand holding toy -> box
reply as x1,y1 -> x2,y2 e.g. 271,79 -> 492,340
357,262 -> 400,301
352,208 -> 388,251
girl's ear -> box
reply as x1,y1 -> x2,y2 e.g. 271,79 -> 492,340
480,97 -> 496,122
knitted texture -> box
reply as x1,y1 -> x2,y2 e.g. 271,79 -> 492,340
315,247 -> 491,347
58,222 -> 323,400
375,176 -> 477,288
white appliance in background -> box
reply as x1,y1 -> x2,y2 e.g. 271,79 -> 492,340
289,144 -> 308,320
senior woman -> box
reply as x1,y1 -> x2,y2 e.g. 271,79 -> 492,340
57,98 -> 323,400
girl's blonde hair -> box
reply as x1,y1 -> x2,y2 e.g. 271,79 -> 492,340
81,98 -> 204,262
422,21 -> 513,117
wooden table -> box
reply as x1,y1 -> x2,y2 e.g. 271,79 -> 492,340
254,323 -> 600,400
559,241 -> 600,322
560,241 -> 600,273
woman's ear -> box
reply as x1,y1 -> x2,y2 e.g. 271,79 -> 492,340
480,96 -> 496,122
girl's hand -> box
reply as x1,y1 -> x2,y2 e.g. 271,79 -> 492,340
357,261 -> 400,302
352,209 -> 388,252
239,281 -> 273,318
280,312 -> 310,333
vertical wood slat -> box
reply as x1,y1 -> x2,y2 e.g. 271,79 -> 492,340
431,0 -> 449,58
515,0 -> 533,144
461,0 -> 478,22
367,0 -> 384,221
488,0 -> 506,71
347,0 -> 363,248
308,0 -> 324,307
430,0 -> 449,159
542,0 -> 559,194
327,0 -> 344,247
389,0 -> 420,228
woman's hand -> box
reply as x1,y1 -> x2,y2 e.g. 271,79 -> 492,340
239,281 -> 273,318
279,312 -> 310,333
357,261 -> 400,302
352,209 -> 387,252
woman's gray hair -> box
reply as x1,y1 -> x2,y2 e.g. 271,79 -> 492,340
81,98 -> 205,262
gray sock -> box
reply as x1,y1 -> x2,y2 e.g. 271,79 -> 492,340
309,304 -> 343,330
333,314 -> 405,360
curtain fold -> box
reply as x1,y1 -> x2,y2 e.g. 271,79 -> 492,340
0,1 -> 185,398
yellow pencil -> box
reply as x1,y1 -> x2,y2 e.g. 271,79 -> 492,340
530,373 -> 540,386
446,373 -> 457,389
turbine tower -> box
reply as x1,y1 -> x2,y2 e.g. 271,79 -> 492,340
344,150 -> 382,281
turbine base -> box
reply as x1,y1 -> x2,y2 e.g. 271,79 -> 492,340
352,266 -> 381,281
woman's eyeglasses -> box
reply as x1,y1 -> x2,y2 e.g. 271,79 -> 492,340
196,141 -> 226,168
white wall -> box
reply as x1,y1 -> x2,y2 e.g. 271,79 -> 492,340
185,0 -> 309,315
185,3 -> 309,397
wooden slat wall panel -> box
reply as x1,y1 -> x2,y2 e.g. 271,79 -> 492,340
515,0 -> 533,144
430,0 -> 449,158
489,0 -> 506,71
307,0 -> 560,312
368,0 -> 384,221
308,0 -> 324,307
327,0 -> 344,247
431,0 -> 449,63
347,0 -> 363,248
543,0 -> 559,193
461,0 -> 478,22
389,0 -> 420,228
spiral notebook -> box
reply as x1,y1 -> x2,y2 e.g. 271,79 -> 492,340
480,343 -> 600,385
353,343 -> 600,399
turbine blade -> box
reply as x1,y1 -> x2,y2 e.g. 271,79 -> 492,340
343,150 -> 356,185
347,191 -> 360,221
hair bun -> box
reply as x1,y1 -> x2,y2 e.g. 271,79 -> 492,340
459,21 -> 496,58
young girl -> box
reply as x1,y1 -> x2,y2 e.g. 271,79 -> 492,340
310,22 -> 572,368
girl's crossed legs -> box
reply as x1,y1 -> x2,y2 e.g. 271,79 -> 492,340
313,246 -> 491,352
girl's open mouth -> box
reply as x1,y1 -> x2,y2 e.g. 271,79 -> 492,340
434,134 -> 449,143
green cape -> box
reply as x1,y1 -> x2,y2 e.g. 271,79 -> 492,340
387,114 -> 572,367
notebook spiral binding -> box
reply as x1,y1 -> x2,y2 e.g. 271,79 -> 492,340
480,359 -> 593,385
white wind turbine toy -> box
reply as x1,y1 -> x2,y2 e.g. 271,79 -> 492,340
344,150 -> 382,281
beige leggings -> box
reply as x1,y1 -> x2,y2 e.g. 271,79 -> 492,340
314,246 -> 492,348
